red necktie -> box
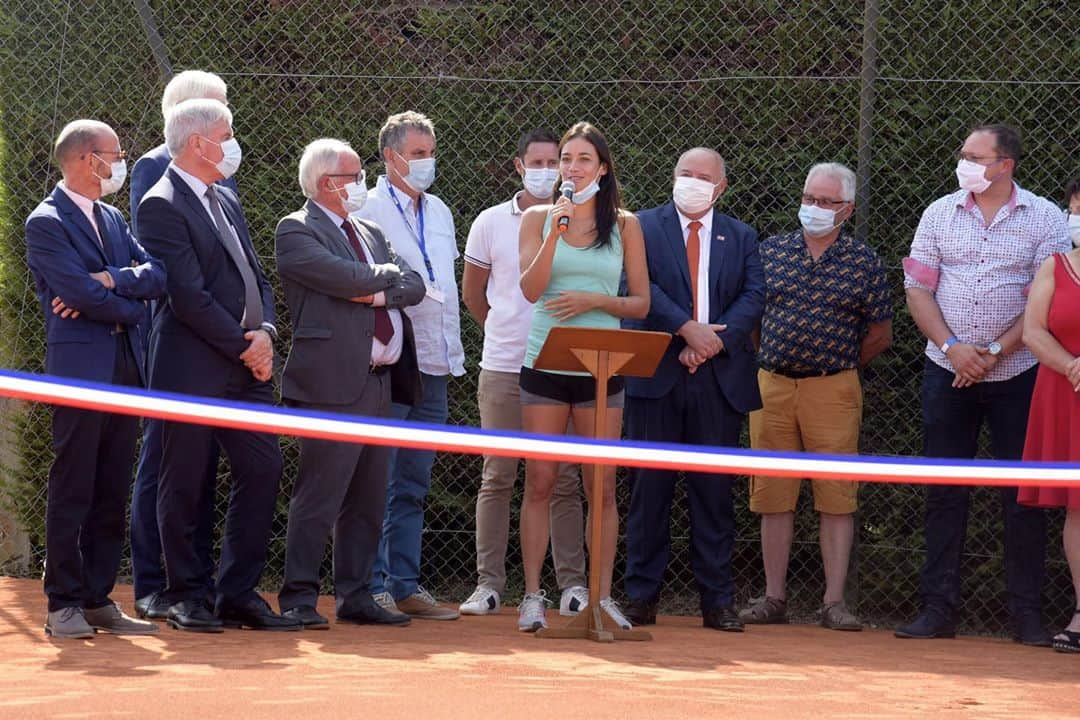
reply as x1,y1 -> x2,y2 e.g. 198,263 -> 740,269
687,220 -> 702,321
342,220 -> 394,344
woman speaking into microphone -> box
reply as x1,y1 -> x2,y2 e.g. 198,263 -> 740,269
515,122 -> 649,632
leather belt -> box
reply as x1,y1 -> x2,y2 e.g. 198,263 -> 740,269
769,367 -> 848,380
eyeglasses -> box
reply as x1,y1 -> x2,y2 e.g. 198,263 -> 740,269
89,149 -> 128,160
801,194 -> 849,209
956,151 -> 1004,165
326,171 -> 365,185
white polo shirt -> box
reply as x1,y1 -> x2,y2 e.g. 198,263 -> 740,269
463,192 -> 536,373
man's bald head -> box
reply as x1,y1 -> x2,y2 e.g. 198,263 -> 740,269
674,147 -> 725,183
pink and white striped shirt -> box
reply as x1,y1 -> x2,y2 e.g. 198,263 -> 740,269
903,183 -> 1070,382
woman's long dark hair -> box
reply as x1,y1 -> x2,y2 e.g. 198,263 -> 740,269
554,122 -> 622,249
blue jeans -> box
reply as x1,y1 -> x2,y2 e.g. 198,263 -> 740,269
917,359 -> 1046,620
370,372 -> 449,600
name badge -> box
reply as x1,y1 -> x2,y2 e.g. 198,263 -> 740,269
426,285 -> 446,304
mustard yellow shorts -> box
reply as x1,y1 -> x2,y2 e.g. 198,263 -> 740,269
748,368 -> 862,515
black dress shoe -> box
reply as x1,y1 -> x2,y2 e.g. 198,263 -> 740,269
282,605 -> 329,630
338,597 -> 411,626
1013,613 -> 1052,647
623,598 -> 658,626
167,599 -> 225,633
703,606 -> 744,632
217,596 -> 302,632
894,611 -> 956,639
135,592 -> 172,620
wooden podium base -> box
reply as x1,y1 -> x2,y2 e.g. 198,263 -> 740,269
536,604 -> 652,643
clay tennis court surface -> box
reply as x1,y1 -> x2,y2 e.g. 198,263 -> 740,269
1,577 -> 1077,719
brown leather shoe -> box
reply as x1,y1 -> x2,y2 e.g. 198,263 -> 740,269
738,595 -> 788,624
394,587 -> 460,621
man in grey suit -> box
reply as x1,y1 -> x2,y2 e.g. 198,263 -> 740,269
276,138 -> 425,628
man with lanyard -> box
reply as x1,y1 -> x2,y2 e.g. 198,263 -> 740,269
355,111 -> 464,621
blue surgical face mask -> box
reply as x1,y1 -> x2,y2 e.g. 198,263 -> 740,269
571,168 -> 604,204
395,151 -> 436,192
798,203 -> 841,237
522,167 -> 559,199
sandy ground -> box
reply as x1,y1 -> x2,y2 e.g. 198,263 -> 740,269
1,576 -> 1078,719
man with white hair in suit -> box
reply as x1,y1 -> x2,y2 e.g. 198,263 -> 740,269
275,138 -> 425,629
129,70 -> 236,621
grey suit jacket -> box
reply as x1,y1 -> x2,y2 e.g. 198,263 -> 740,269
275,200 -> 426,407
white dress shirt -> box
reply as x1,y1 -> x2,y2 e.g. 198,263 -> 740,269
676,207 -> 713,323
57,182 -> 102,245
355,175 -> 465,377
312,200 -> 403,366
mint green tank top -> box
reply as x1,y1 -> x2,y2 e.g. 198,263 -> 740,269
523,216 -> 624,374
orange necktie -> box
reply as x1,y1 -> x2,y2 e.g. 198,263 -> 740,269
687,220 -> 702,321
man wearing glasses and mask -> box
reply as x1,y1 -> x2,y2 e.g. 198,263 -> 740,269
739,163 -> 892,632
898,124 -> 1070,644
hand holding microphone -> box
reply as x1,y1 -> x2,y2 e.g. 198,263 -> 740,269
556,180 -> 575,232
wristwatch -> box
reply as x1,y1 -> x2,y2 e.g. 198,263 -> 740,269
940,336 -> 959,354
987,340 -> 1003,356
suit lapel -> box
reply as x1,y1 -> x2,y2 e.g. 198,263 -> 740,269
708,209 -> 728,315
659,203 -> 693,299
306,201 -> 358,261
52,187 -> 108,264
168,168 -> 222,241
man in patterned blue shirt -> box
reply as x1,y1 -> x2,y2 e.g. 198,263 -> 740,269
739,163 -> 892,631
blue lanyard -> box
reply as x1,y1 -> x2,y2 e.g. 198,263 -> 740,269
387,183 -> 435,283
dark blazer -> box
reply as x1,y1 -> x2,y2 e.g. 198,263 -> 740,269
130,143 -> 238,238
136,167 -> 275,396
25,186 -> 166,384
624,202 -> 765,413
276,201 -> 425,407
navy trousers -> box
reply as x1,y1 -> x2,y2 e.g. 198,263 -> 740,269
44,335 -> 140,611
918,359 -> 1045,620
624,368 -> 742,612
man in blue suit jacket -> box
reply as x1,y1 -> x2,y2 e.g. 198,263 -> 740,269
622,148 -> 765,631
127,70 -> 235,621
136,98 -> 297,633
26,119 -> 166,639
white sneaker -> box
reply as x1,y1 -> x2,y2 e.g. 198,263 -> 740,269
372,591 -> 399,612
559,585 -> 588,617
460,586 -> 501,615
599,597 -> 632,630
517,590 -> 549,632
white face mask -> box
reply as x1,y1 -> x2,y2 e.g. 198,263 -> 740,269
570,169 -> 603,204
95,157 -> 127,196
672,176 -> 718,215
202,136 -> 242,179
1068,213 -> 1080,248
798,203 -> 842,238
955,159 -> 993,194
395,152 -> 436,193
339,179 -> 368,213
522,167 -> 559,199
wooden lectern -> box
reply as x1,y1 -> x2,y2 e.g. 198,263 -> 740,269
532,326 -> 671,643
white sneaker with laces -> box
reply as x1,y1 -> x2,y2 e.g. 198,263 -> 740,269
559,585 -> 588,617
460,586 -> 501,615
517,590 -> 549,632
599,597 -> 632,630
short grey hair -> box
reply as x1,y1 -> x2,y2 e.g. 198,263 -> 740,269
805,162 -> 856,202
54,119 -> 114,167
164,98 -> 232,157
378,111 -> 435,153
298,138 -> 356,199
162,70 -> 228,121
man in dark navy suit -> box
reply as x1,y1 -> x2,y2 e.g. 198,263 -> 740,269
622,147 -> 765,631
128,70 -> 234,621
26,119 -> 166,639
136,98 -> 297,632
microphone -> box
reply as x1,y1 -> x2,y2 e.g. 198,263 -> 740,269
558,180 -> 574,232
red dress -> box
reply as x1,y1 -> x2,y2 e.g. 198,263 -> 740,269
1018,253 -> 1080,509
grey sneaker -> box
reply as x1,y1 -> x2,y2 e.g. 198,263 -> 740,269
517,590 -> 549,632
395,586 -> 460,621
84,602 -> 160,635
599,597 -> 632,630
45,606 -> 95,639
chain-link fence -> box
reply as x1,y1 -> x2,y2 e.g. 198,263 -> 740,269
0,1 -> 1077,634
